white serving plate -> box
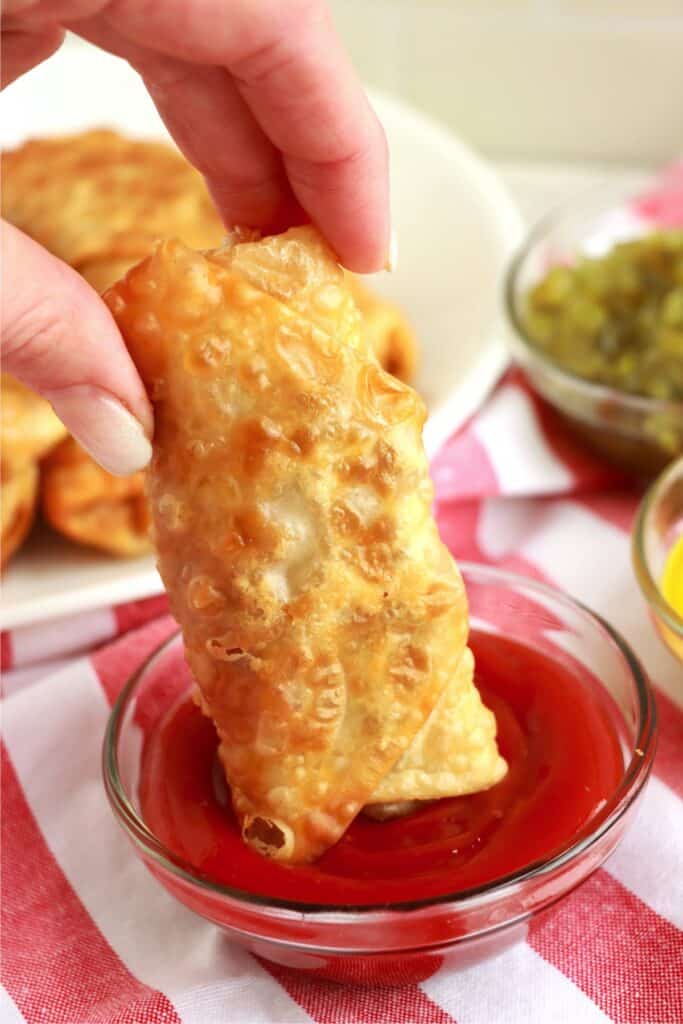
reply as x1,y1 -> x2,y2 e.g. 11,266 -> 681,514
0,42 -> 522,630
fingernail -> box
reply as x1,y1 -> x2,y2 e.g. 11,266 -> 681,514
44,385 -> 152,477
384,229 -> 398,272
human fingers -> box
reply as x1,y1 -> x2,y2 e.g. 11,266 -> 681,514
70,0 -> 390,271
1,222 -> 153,476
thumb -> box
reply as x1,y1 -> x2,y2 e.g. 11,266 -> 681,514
2,221 -> 152,476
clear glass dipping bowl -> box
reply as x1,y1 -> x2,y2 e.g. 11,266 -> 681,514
103,564 -> 656,986
633,455 -> 683,663
505,182 -> 683,478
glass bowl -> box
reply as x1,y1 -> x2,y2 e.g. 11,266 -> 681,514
103,564 -> 656,986
505,182 -> 683,478
633,455 -> 683,663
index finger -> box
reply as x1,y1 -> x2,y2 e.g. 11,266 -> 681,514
230,3 -> 391,273
83,0 -> 391,272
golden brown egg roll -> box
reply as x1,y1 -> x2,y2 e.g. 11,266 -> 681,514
1,131 -> 225,271
106,226 -> 503,863
41,437 -> 151,557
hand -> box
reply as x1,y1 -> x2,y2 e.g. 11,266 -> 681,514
1,0 -> 390,475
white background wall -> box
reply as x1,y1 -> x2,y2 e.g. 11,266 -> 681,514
329,1 -> 683,165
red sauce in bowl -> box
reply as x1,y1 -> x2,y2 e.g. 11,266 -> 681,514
139,632 -> 624,905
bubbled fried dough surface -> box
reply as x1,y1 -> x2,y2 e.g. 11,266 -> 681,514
41,438 -> 151,557
106,227 -> 471,863
367,647 -> 506,806
1,131 -> 225,270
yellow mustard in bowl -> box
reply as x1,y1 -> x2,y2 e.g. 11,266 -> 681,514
662,534 -> 683,620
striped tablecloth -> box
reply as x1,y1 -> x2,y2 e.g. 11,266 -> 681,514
2,366 -> 681,1024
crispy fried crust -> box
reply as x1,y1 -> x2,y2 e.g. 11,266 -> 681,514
1,130 -> 225,270
41,437 -> 151,557
346,274 -> 418,383
1,463 -> 38,570
107,226 -> 503,863
366,647 -> 506,807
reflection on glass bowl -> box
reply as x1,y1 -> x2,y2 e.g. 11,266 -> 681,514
633,455 -> 683,663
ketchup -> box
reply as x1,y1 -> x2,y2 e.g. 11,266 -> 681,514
140,631 -> 624,905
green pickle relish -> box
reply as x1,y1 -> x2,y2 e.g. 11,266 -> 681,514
524,230 -> 683,403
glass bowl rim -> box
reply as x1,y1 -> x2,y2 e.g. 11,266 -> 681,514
632,454 -> 683,638
503,184 -> 683,424
103,561 -> 656,918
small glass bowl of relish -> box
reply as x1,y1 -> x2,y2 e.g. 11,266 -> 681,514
633,454 -> 683,663
506,182 -> 683,477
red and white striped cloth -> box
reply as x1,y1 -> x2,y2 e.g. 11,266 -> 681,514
2,367 -> 682,1024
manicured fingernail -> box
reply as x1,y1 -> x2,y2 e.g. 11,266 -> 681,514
385,229 -> 398,272
44,385 -> 152,477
